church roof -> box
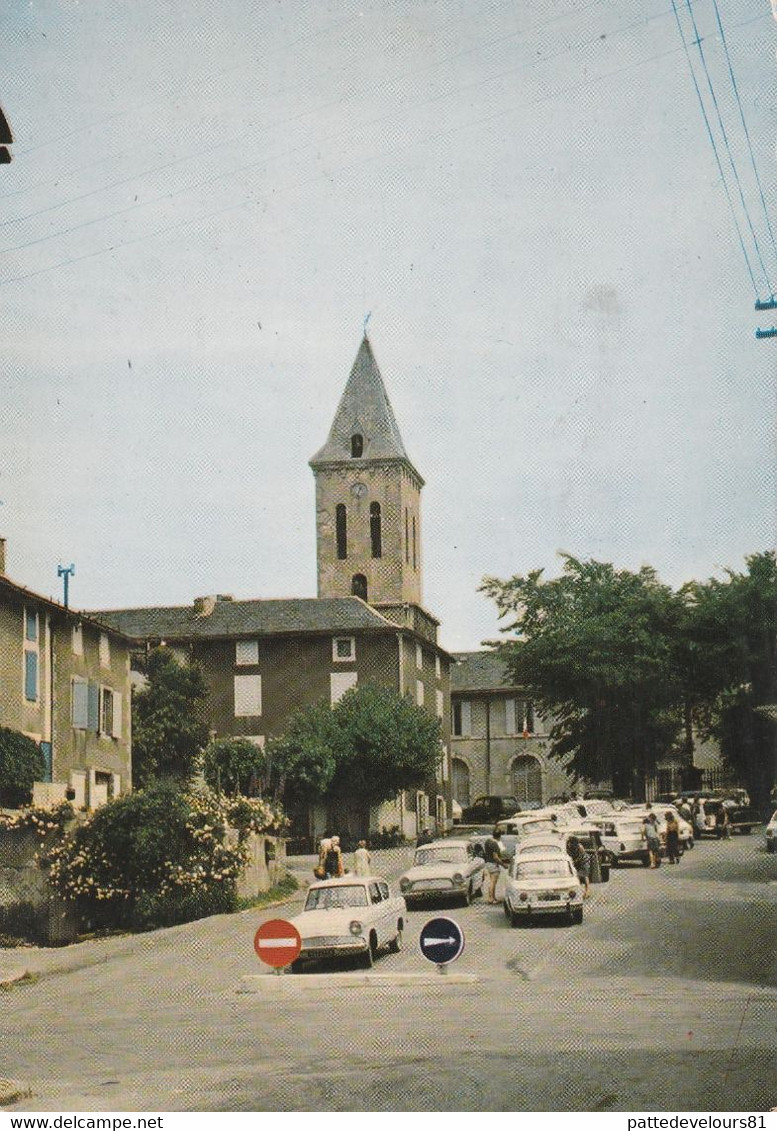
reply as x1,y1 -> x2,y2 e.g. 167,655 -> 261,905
309,336 -> 423,482
89,596 -> 398,641
450,650 -> 520,693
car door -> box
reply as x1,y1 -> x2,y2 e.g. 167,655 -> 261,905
369,880 -> 390,945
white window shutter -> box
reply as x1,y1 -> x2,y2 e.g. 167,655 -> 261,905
330,671 -> 357,705
112,692 -> 122,738
234,674 -> 262,716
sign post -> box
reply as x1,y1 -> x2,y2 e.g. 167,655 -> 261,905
419,916 -> 465,975
253,919 -> 302,974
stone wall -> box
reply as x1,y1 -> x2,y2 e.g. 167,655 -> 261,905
0,825 -> 79,944
232,832 -> 287,900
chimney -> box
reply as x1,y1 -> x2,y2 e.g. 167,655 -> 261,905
193,595 -> 217,618
0,537 -> 6,575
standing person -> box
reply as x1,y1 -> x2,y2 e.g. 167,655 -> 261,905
323,835 -> 344,878
353,839 -> 371,876
566,836 -> 591,898
693,797 -> 707,840
315,837 -> 332,879
665,811 -> 681,864
416,826 -> 434,847
483,827 -> 506,905
717,805 -> 731,840
643,813 -> 662,868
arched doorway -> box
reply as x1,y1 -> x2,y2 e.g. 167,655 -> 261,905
451,758 -> 470,808
510,754 -> 542,803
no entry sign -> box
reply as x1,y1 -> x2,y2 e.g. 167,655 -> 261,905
253,918 -> 302,968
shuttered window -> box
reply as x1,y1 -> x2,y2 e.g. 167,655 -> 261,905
234,674 -> 262,717
24,650 -> 38,701
72,678 -> 88,728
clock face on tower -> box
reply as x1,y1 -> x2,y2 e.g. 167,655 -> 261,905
350,481 -> 368,498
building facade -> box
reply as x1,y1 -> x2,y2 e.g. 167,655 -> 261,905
0,541 -> 133,810
450,651 -> 576,807
95,337 -> 453,842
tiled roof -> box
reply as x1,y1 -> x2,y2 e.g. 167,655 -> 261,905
0,574 -> 133,641
309,336 -> 423,482
450,650 -> 519,692
88,596 -> 398,640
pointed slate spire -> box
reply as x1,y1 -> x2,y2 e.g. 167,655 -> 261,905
310,336 -> 423,483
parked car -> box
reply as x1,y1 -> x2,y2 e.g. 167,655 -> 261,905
589,814 -> 651,867
399,839 -> 485,907
469,814 -> 561,860
766,810 -> 777,853
557,823 -> 612,882
289,876 -> 405,971
503,853 -> 585,926
461,795 -> 519,823
691,798 -> 761,837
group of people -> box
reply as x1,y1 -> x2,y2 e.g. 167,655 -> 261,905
315,835 -> 373,879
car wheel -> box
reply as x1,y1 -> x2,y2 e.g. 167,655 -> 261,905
289,959 -> 304,974
389,925 -> 403,953
741,827 -> 751,836
572,906 -> 583,925
767,842 -> 775,853
510,908 -> 520,928
641,853 -> 651,867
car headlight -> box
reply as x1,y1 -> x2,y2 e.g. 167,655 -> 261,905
452,872 -> 464,885
399,877 -> 410,892
519,892 -> 528,902
569,889 -> 577,898
349,920 -> 363,936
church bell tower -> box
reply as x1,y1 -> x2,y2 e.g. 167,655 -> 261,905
310,336 -> 427,620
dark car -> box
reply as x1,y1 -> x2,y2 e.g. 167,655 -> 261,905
461,795 -> 520,823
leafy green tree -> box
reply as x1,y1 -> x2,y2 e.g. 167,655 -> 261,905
264,701 -> 337,804
202,737 -> 266,796
265,686 -> 442,826
684,552 -> 777,804
326,684 -> 442,809
0,726 -> 45,807
481,555 -> 685,796
131,648 -> 210,788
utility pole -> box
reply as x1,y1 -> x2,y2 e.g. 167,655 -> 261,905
57,563 -> 75,609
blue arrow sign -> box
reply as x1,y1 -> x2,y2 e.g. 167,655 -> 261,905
419,916 -> 465,965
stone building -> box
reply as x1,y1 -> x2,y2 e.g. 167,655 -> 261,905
94,336 -> 453,842
0,539 -> 133,809
450,650 -> 576,807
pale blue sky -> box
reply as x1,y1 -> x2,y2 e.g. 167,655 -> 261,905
1,0 -> 775,649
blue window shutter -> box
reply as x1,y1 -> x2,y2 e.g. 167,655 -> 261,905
87,681 -> 99,731
24,650 -> 38,701
40,741 -> 52,782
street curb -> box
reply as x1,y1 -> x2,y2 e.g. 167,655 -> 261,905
0,1079 -> 32,1106
237,971 -> 479,992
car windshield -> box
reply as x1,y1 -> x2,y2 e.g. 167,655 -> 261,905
516,820 -> 555,837
415,846 -> 467,865
304,885 -> 368,911
518,844 -> 563,857
513,860 -> 571,879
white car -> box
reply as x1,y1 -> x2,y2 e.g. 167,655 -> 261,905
766,810 -> 777,853
469,814 -> 561,860
289,876 -> 405,971
399,839 -> 485,907
503,853 -> 585,926
630,806 -> 694,850
590,814 -> 651,865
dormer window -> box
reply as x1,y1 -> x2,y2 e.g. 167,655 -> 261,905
351,434 -> 363,457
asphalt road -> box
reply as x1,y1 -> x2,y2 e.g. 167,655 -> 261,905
1,833 -> 776,1112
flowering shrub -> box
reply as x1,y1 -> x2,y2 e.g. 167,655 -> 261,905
47,783 -> 286,931
0,800 -> 75,837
